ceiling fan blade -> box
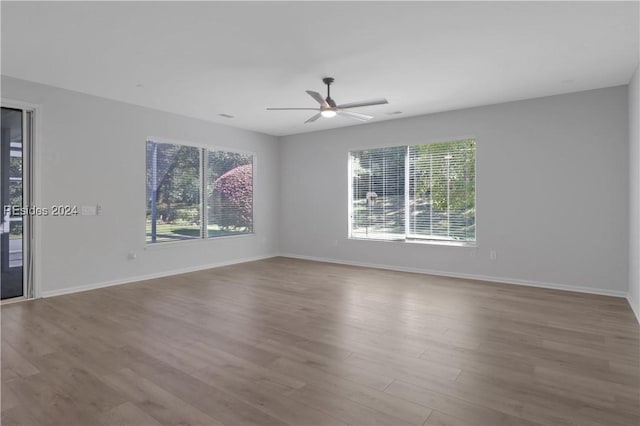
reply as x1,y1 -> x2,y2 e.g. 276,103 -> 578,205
336,98 -> 388,109
306,91 -> 329,108
338,110 -> 372,121
304,113 -> 322,123
266,108 -> 320,110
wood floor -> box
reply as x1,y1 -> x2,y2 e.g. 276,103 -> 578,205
1,257 -> 639,426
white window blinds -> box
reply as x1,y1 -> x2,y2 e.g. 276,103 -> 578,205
350,139 -> 475,243
207,151 -> 253,237
351,146 -> 406,240
146,141 -> 201,243
146,140 -> 254,244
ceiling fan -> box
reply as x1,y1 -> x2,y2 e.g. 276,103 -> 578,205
267,77 -> 388,123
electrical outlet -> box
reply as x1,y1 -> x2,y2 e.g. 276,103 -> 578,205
490,250 -> 497,260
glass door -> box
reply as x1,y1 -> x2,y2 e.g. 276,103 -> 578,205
1,107 -> 31,300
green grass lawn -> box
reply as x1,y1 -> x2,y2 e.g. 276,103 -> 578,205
146,222 -> 250,243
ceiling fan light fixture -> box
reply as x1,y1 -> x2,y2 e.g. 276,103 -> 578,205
321,110 -> 337,118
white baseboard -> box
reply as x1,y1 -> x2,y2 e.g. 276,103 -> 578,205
41,254 -> 277,298
278,253 -> 628,298
628,295 -> 640,324
40,251 -> 632,308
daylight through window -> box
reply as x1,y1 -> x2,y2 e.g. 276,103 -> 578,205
146,140 -> 253,243
350,139 -> 475,243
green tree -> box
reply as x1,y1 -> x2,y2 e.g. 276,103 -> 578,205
411,139 -> 475,212
146,143 -> 200,223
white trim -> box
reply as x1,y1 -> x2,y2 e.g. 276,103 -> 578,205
348,236 -> 477,247
627,295 -> 640,324
279,253 -> 628,298
0,296 -> 27,305
144,231 -> 254,250
144,139 -> 256,245
347,152 -> 353,237
1,98 -> 42,299
38,252 -> 632,308
1,98 -> 40,111
347,137 -> 478,245
147,135 -> 257,156
346,134 -> 478,154
40,254 -> 276,298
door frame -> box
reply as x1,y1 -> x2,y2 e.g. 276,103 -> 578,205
2,98 -> 41,300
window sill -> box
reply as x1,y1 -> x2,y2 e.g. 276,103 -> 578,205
144,232 -> 254,250
348,236 -> 476,248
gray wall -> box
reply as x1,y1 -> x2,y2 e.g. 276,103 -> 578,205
2,76 -> 632,299
280,87 -> 629,295
2,76 -> 280,296
629,65 -> 640,321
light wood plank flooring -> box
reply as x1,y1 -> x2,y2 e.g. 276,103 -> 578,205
2,257 -> 639,426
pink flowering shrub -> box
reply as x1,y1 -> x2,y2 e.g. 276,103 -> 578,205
213,164 -> 253,228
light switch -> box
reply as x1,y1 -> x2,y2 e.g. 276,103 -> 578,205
81,205 -> 97,216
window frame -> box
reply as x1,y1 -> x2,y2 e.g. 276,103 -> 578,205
145,136 -> 256,246
347,137 -> 477,246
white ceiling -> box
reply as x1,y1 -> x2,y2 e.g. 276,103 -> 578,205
2,1 -> 638,136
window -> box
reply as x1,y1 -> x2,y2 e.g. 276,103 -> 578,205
350,139 -> 475,243
146,140 -> 253,244
207,151 -> 254,238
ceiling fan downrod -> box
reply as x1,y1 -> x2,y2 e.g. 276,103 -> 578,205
323,77 -> 336,107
